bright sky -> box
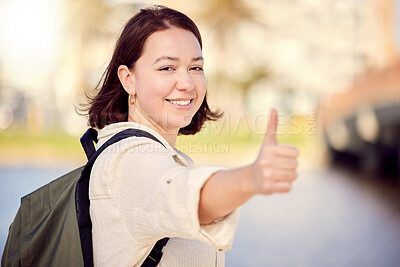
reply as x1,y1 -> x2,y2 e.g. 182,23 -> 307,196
0,0 -> 60,88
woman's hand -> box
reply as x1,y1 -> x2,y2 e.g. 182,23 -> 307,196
198,109 -> 299,224
248,109 -> 299,195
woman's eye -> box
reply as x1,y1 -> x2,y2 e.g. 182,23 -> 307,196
191,66 -> 204,71
159,66 -> 174,71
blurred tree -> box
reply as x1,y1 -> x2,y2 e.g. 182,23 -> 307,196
53,0 -> 139,132
58,0 -> 114,95
233,64 -> 272,96
195,0 -> 271,111
196,0 -> 264,47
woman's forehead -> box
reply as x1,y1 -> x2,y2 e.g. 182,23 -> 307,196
141,27 -> 202,59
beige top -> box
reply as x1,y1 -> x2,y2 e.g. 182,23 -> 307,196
89,122 -> 240,266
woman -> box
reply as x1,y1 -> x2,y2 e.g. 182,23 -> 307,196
87,5 -> 299,266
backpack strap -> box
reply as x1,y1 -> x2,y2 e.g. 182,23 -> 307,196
141,238 -> 170,267
77,128 -> 170,267
80,128 -> 98,160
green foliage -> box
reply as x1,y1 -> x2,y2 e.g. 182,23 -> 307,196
0,128 -> 86,165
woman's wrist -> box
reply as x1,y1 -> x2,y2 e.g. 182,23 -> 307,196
238,164 -> 257,197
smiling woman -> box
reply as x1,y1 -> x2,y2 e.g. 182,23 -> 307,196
79,5 -> 299,267
83,6 -> 235,266
86,7 -> 222,137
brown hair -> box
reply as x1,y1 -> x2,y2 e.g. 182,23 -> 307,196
86,5 -> 222,134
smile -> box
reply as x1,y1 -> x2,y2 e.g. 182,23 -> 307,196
166,99 -> 192,106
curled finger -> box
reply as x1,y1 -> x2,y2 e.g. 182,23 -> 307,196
272,181 -> 292,193
265,157 -> 298,170
272,169 -> 298,182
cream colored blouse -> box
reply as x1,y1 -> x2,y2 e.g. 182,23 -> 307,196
89,122 -> 240,266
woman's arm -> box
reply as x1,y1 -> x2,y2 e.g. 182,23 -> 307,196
198,109 -> 299,225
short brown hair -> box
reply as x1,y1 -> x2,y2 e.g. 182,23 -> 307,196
86,5 -> 222,134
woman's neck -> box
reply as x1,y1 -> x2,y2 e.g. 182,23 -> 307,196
128,114 -> 178,147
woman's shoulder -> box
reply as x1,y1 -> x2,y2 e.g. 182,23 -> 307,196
96,122 -> 168,148
174,148 -> 195,167
96,122 -> 194,167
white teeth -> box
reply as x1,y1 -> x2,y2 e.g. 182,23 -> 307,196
167,99 -> 191,105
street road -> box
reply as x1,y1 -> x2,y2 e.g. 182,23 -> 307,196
227,167 -> 400,267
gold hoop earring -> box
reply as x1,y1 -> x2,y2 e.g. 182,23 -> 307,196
129,94 -> 136,105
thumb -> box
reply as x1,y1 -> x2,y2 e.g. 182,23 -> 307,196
264,108 -> 278,145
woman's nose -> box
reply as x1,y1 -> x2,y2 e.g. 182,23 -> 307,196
176,71 -> 195,91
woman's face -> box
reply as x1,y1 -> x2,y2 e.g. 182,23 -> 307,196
130,27 -> 206,135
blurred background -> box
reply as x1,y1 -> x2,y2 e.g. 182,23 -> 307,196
1,0 -> 400,266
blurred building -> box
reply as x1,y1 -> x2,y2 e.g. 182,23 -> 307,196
320,59 -> 400,177
243,0 -> 398,115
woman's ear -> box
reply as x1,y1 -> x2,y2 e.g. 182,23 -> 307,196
117,65 -> 135,95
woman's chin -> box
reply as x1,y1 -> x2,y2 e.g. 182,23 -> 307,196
167,116 -> 193,130
175,122 -> 192,131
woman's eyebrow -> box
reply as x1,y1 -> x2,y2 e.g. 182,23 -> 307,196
153,56 -> 179,65
153,56 -> 204,65
192,56 -> 204,62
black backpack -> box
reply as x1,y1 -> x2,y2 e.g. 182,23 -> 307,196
1,128 -> 169,267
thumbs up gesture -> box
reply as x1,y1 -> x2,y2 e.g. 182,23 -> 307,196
250,109 -> 299,194
198,109 -> 300,223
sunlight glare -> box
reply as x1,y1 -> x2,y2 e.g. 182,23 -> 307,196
0,0 -> 60,71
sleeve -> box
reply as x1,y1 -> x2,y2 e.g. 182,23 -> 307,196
109,142 -> 240,251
